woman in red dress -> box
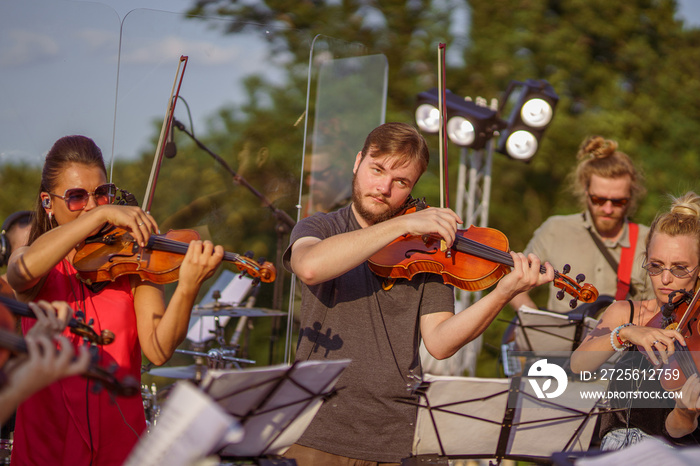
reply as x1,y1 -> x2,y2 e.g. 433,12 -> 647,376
7,135 -> 223,465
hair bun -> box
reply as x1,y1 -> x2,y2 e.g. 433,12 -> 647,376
577,136 -> 618,160
670,191 -> 700,219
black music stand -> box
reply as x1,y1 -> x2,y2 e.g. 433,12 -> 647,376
201,359 -> 350,464
502,305 -> 599,377
404,374 -> 602,465
513,306 -> 599,354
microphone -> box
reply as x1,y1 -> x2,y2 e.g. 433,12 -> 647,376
164,123 -> 177,159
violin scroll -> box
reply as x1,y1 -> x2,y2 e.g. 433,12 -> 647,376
553,265 -> 599,309
0,295 -> 113,346
236,251 -> 276,284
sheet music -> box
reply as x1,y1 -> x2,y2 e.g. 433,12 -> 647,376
575,437 -> 700,465
123,381 -> 243,466
201,359 -> 350,458
413,374 -> 599,459
515,305 -> 598,353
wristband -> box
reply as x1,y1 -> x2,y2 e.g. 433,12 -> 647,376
611,323 -> 634,352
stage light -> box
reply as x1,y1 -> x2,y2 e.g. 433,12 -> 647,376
415,103 -> 441,133
496,79 -> 559,162
414,88 -> 502,149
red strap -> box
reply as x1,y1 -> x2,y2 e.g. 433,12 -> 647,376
615,222 -> 639,300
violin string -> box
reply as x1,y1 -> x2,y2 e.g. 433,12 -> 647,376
453,235 -> 549,274
673,342 -> 699,377
149,236 -> 242,263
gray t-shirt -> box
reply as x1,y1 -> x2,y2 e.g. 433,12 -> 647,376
284,205 -> 455,462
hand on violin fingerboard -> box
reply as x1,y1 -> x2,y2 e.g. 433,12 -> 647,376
177,240 -> 224,289
495,252 -> 554,299
25,300 -> 74,338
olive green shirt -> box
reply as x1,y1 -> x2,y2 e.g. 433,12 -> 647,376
524,212 -> 653,313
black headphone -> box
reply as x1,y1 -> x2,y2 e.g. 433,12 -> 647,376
0,210 -> 33,267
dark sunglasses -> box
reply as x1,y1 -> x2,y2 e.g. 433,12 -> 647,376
643,261 -> 699,279
588,194 -> 629,208
49,183 -> 117,212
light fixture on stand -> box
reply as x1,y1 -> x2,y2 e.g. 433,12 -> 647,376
415,79 -> 559,162
495,79 -> 559,162
415,89 -> 503,150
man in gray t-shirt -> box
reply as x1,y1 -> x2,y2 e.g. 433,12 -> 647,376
283,123 -> 554,464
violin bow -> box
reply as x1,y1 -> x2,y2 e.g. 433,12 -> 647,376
142,55 -> 189,213
437,43 -> 450,210
437,44 -> 451,252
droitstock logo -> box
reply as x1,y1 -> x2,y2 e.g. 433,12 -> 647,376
527,359 -> 568,399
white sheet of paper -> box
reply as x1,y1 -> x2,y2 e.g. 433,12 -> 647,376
124,381 -> 243,466
201,359 -> 350,458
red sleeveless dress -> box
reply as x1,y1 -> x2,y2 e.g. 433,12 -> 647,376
11,260 -> 146,465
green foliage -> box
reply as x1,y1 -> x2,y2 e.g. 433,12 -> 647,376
5,0 -> 700,379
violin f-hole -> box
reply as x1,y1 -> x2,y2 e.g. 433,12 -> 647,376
405,248 -> 438,259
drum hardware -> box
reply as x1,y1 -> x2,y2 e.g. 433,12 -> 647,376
176,348 -> 256,368
141,382 -> 160,433
191,305 -> 286,318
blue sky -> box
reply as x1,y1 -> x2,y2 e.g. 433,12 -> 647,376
0,0 -> 288,168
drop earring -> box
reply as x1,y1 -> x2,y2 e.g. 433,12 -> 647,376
48,212 -> 53,225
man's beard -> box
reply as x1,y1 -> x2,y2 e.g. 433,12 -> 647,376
590,208 -> 625,237
351,173 -> 400,225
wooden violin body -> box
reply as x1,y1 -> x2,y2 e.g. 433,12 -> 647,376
368,205 -> 598,307
369,227 -> 510,292
72,226 -> 276,286
643,289 -> 700,391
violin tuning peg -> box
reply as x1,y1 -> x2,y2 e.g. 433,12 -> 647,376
576,273 -> 585,284
252,277 -> 261,287
88,318 -> 94,325
562,264 -> 571,274
569,298 -> 578,309
244,250 -> 254,259
75,310 -> 85,321
258,257 -> 267,265
556,289 -> 565,301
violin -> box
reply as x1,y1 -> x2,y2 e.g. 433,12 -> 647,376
0,295 -> 114,346
367,199 -> 599,307
0,303 -> 139,397
642,288 -> 700,391
72,226 -> 276,286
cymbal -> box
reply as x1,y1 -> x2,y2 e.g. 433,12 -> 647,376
191,305 -> 286,318
148,364 -> 207,379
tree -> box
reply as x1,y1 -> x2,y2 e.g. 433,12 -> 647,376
175,0 -> 700,374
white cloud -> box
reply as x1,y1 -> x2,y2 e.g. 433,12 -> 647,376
119,36 -> 247,66
0,29 -> 60,67
72,28 -> 120,54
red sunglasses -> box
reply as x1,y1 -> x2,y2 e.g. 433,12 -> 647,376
49,183 -> 117,211
588,194 -> 629,208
